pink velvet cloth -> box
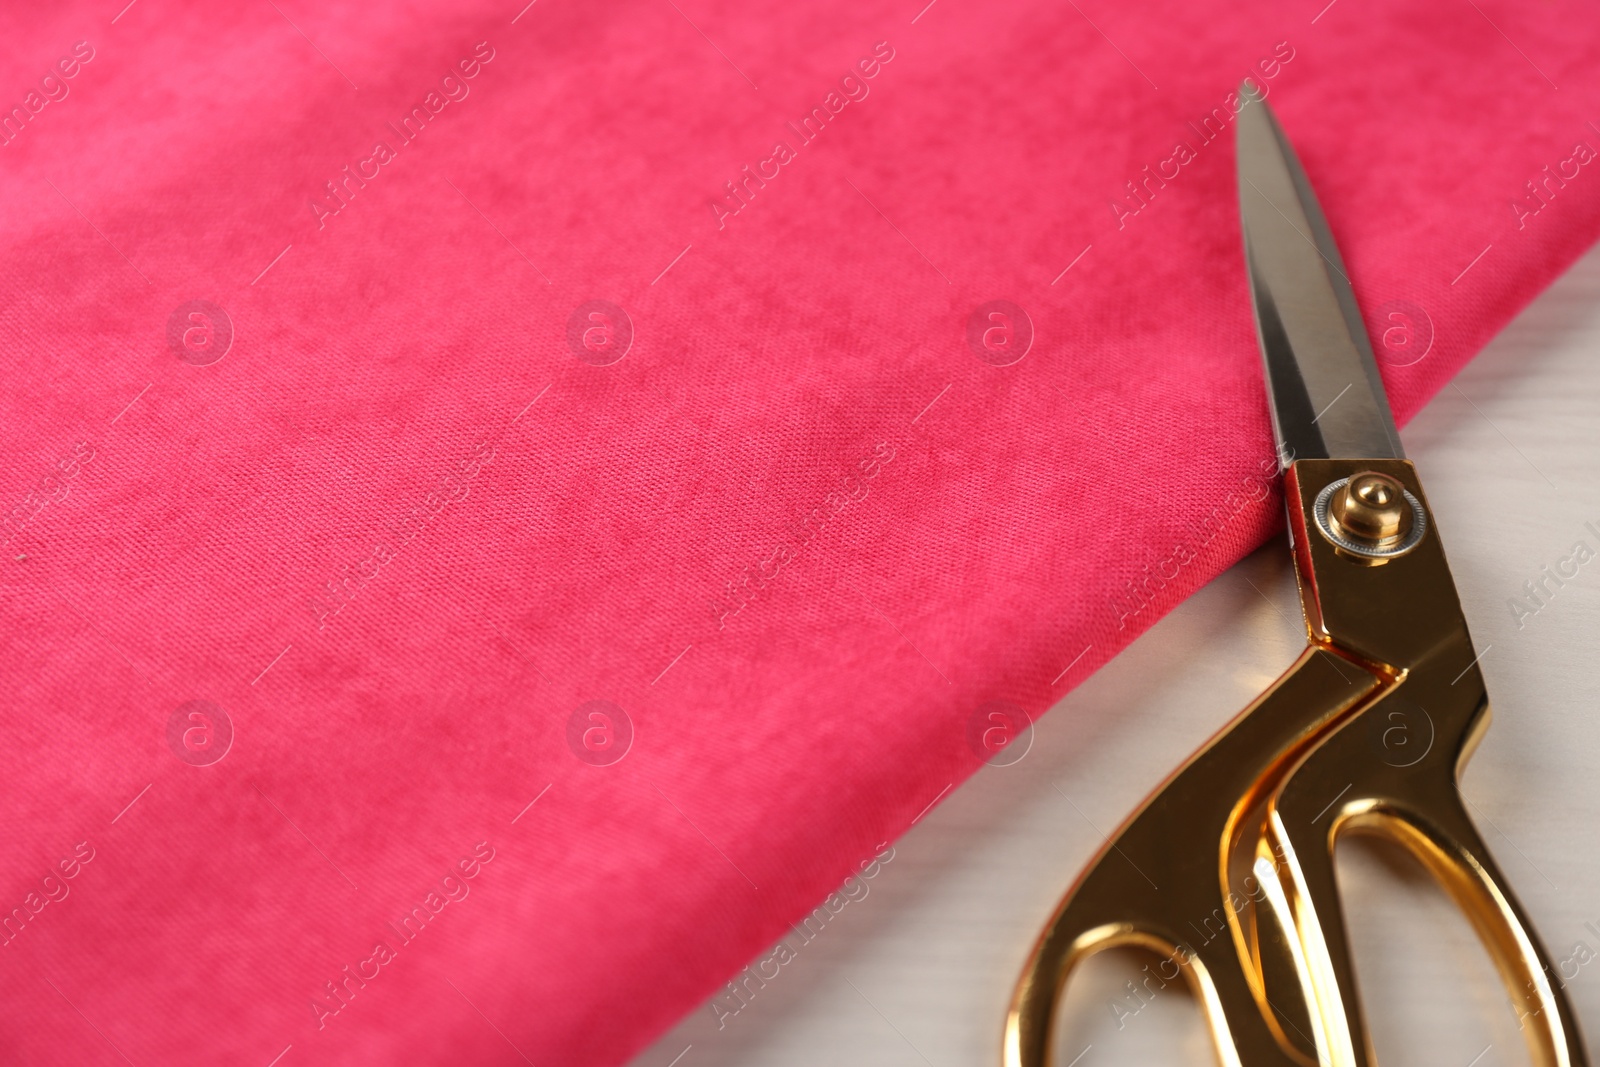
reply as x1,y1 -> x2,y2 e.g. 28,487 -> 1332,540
2,0 -> 1597,1063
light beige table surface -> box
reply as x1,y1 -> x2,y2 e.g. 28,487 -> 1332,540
630,246 -> 1600,1067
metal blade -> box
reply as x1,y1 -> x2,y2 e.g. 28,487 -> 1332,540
1236,87 -> 1403,465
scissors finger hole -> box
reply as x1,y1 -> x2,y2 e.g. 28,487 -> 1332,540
1049,945 -> 1210,1065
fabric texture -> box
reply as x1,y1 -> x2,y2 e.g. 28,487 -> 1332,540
1,1 -> 1597,1063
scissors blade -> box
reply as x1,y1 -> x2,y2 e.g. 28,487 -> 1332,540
1237,89 -> 1403,465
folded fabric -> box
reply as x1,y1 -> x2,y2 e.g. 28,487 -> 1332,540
1,1 -> 1597,1064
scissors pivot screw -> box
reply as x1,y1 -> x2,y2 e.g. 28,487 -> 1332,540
1330,471 -> 1411,545
1312,472 -> 1427,559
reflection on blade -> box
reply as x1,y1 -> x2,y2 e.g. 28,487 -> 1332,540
1236,87 -> 1403,465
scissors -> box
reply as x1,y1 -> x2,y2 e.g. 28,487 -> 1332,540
1004,88 -> 1589,1067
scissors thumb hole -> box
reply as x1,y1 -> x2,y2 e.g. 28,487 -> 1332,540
1264,803 -> 1587,1067
1331,833 -> 1516,1063
1347,808 -> 1584,1067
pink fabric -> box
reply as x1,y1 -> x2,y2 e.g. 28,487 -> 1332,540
2,1 -> 1597,1063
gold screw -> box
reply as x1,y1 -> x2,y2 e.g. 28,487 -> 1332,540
1328,471 -> 1412,548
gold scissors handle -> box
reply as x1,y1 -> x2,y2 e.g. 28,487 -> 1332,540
1248,459 -> 1586,1067
1005,643 -> 1374,1067
1005,460 -> 1588,1066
